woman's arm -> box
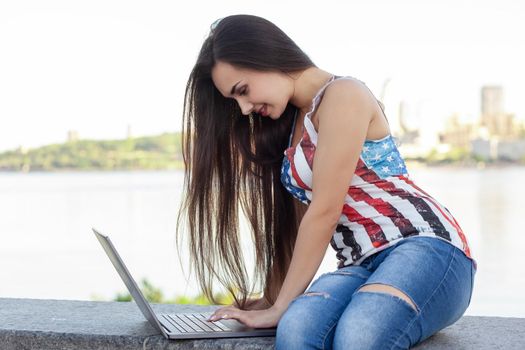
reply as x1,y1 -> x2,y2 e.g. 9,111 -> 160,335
273,78 -> 374,312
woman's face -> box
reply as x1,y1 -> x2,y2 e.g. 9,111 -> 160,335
211,61 -> 292,120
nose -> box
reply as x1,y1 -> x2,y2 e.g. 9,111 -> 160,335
237,99 -> 254,116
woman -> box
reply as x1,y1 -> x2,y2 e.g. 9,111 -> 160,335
176,14 -> 477,349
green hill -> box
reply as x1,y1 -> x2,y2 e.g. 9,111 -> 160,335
0,133 -> 184,172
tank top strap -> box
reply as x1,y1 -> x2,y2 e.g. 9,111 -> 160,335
286,76 -> 337,149
287,109 -> 299,148
307,74 -> 338,119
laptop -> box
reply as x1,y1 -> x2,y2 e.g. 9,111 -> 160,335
92,228 -> 276,339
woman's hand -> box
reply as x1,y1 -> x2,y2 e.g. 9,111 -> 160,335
207,305 -> 285,329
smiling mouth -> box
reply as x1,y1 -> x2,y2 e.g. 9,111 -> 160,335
258,104 -> 268,116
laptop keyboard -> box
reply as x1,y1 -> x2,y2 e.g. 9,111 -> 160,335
161,312 -> 232,333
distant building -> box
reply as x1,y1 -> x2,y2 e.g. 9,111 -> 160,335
439,113 -> 475,149
480,86 -> 519,139
497,139 -> 525,161
471,138 -> 496,160
127,124 -> 132,139
481,85 -> 503,116
67,130 -> 79,142
440,84 -> 525,161
392,100 -> 422,159
16,146 -> 28,154
471,138 -> 525,161
396,100 -> 419,144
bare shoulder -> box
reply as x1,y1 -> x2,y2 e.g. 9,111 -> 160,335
314,77 -> 375,127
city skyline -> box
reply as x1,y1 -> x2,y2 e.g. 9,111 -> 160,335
1,0 -> 524,152
15,80 -> 521,160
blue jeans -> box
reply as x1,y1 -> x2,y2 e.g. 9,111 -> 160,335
275,236 -> 477,350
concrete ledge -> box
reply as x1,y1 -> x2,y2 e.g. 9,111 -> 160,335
1,297 -> 524,349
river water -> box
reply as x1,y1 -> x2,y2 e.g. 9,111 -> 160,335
1,167 -> 523,317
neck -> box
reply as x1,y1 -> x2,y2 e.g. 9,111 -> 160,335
289,67 -> 334,115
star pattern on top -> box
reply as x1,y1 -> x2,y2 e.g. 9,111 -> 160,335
360,135 -> 407,178
281,134 -> 408,195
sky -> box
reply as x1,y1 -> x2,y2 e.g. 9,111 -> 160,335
0,0 -> 523,152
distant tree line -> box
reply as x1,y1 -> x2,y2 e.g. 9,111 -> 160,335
0,133 -> 184,171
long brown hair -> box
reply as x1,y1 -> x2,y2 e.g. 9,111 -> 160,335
175,14 -> 314,309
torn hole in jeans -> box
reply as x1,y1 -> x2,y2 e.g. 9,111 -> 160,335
356,286 -> 420,314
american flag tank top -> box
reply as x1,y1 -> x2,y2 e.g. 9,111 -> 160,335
280,75 -> 476,269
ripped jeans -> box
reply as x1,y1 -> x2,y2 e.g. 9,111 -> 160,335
275,236 -> 477,350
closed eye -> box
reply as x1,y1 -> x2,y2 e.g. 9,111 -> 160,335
239,87 -> 248,96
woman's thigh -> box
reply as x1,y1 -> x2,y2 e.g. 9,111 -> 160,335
275,264 -> 372,350
332,236 -> 476,350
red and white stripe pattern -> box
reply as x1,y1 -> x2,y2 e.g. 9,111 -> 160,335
280,76 -> 474,268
